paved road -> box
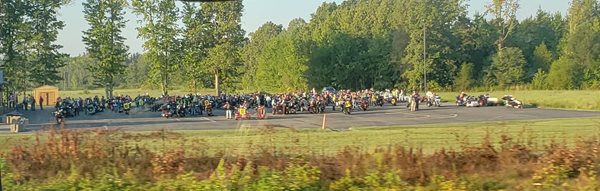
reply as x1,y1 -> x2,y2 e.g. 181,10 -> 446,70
11,103 -> 600,132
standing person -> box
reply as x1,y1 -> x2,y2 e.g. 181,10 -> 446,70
22,96 -> 28,110
55,97 -> 61,110
30,96 -> 36,111
265,95 -> 272,108
39,96 -> 44,110
9,93 -> 15,108
223,101 -> 232,119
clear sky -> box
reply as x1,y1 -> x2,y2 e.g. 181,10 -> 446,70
57,0 -> 570,56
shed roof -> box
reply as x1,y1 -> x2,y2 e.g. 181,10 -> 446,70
35,85 -> 59,90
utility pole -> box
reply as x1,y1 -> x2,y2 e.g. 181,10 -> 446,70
423,25 -> 427,92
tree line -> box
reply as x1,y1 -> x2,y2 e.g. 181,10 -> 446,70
0,0 -> 68,97
2,0 -> 600,98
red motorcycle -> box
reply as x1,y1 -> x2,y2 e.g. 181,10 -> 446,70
235,107 -> 251,120
256,105 -> 266,119
360,98 -> 369,111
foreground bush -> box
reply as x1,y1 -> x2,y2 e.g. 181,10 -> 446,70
2,128 -> 600,190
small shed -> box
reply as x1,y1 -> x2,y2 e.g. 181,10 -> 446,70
34,85 -> 59,106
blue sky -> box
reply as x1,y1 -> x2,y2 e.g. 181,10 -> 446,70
57,0 -> 570,56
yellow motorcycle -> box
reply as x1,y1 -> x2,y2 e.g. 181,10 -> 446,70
344,100 -> 352,115
123,102 -> 131,115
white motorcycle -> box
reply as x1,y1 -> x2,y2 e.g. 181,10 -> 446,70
502,95 -> 523,109
434,96 -> 441,107
465,96 -> 481,107
426,96 -> 442,107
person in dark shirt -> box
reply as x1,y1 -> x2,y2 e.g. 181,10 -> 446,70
39,96 -> 44,110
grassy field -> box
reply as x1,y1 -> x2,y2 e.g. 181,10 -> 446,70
4,89 -> 600,190
59,88 -> 215,98
2,117 -> 599,155
3,117 -> 600,190
435,90 -> 600,110
59,89 -> 600,111
136,117 -> 600,154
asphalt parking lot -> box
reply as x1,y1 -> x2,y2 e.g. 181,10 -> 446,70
11,103 -> 600,133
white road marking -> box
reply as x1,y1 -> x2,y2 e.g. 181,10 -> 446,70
200,117 -> 216,123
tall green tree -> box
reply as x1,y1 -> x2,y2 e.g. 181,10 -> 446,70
486,0 -> 520,52
455,63 -> 473,91
254,31 -> 309,92
28,0 -> 69,87
485,47 -> 526,88
201,0 -> 245,95
82,0 -> 129,98
181,2 -> 210,93
531,43 -> 554,74
132,0 -> 180,96
241,21 -> 283,91
511,10 -> 564,81
1,0 -> 31,94
460,14 -> 497,84
398,0 -> 468,90
547,0 -> 600,89
0,0 -> 68,97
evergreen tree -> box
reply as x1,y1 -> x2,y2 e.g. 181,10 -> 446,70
82,0 -> 129,98
486,47 -> 527,88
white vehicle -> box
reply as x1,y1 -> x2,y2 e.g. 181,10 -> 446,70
434,96 -> 441,107
465,96 -> 480,107
502,95 -> 523,109
466,100 -> 480,107
426,95 -> 442,107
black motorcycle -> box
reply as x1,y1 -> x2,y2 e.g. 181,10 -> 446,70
376,96 -> 384,107
54,109 -> 66,124
86,104 -> 96,115
176,104 -> 186,117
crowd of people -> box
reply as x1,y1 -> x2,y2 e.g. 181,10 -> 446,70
6,86 -> 527,125
14,87 -> 453,124
10,94 -> 44,111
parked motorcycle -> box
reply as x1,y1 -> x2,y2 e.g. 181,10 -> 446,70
256,105 -> 266,119
502,95 -> 523,109
235,106 -> 251,120
343,100 -> 352,115
478,95 -> 489,106
161,104 -> 175,118
54,109 -> 66,124
427,96 -> 441,107
466,96 -> 480,107
204,102 -> 213,116
124,102 -> 131,115
376,96 -> 384,107
360,98 -> 369,111
86,105 -> 96,115
434,96 -> 441,107
286,101 -> 297,114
